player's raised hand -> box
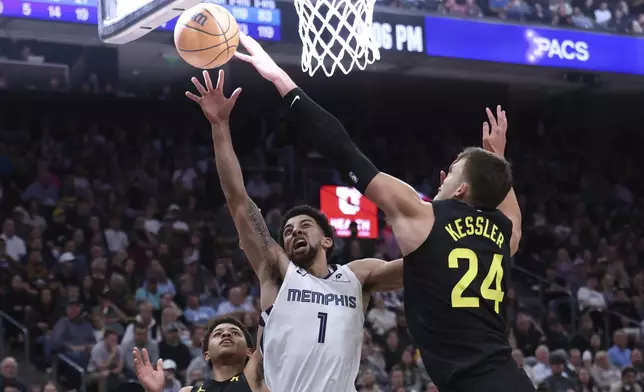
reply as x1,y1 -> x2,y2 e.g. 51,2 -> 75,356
482,105 -> 507,157
234,32 -> 284,82
133,347 -> 164,392
186,69 -> 242,126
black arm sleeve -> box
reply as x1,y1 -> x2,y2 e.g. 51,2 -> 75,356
283,87 -> 379,193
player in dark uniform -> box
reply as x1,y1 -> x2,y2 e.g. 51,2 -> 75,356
133,317 -> 268,392
234,32 -> 533,392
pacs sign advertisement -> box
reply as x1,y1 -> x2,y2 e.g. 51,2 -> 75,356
424,16 -> 644,75
319,186 -> 379,239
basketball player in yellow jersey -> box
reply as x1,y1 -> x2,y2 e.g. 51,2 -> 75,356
236,33 -> 532,392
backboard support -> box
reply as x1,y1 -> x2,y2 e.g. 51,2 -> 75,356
98,0 -> 201,44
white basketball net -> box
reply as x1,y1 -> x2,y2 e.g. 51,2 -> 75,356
294,0 -> 381,76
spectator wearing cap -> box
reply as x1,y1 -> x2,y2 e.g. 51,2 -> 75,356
609,366 -> 642,392
158,322 -> 192,378
161,359 -> 181,392
538,351 -> 577,392
51,299 -> 96,367
87,329 -> 124,392
591,351 -> 622,390
1,218 -> 26,261
121,322 -> 159,379
608,329 -> 632,368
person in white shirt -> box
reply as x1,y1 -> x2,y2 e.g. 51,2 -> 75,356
532,345 -> 552,385
512,349 -> 536,387
104,217 -> 129,253
594,2 -> 612,24
367,295 -> 397,336
216,287 -> 254,316
577,274 -> 607,311
172,160 -> 197,191
0,219 -> 26,261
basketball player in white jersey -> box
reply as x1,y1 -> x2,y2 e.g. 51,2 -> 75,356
185,69 -> 404,392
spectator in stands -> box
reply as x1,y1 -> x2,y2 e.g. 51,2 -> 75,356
121,322 -> 159,379
0,357 -> 27,392
578,274 -> 607,311
136,278 -> 163,310
158,323 -> 191,378
51,299 -> 96,367
216,287 -> 254,316
513,312 -> 544,358
367,295 -> 397,337
538,351 -> 577,392
104,217 -> 128,254
570,313 -> 596,354
609,366 -> 641,392
1,219 -> 26,261
512,349 -> 536,387
591,351 -> 621,390
608,329 -> 632,367
388,366 -> 405,392
631,349 -> 644,373
533,345 -> 552,385
183,293 -> 216,325
577,368 -> 599,392
87,329 -> 124,392
357,368 -> 381,392
121,301 -> 159,347
161,359 -> 181,392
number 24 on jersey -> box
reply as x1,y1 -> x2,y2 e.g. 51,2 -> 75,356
449,248 -> 505,313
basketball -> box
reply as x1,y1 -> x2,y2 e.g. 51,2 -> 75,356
174,3 -> 239,69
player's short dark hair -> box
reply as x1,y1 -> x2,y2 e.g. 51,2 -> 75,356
455,147 -> 512,209
279,205 -> 335,256
202,316 -> 253,355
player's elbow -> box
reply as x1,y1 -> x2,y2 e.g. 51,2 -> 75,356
509,226 -> 522,256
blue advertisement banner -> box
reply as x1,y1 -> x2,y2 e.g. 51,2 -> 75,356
424,16 -> 644,75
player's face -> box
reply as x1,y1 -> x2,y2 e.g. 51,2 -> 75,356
434,158 -> 468,202
204,323 -> 250,363
282,215 -> 332,268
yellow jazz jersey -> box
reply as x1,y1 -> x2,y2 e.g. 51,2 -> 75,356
403,199 -> 513,389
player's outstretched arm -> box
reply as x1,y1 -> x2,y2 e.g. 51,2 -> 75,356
235,33 -> 426,223
186,70 -> 289,280
349,258 -> 403,292
482,106 -> 522,256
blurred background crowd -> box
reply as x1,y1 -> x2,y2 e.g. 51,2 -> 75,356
0,5 -> 643,390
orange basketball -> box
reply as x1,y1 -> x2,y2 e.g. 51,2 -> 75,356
174,3 -> 239,69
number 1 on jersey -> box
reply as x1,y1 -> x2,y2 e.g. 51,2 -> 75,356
317,312 -> 328,343
448,248 -> 505,313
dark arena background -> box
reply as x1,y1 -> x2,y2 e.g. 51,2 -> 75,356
0,0 -> 644,391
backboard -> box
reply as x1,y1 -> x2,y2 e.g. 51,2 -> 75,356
98,0 -> 201,44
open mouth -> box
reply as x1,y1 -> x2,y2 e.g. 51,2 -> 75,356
221,339 -> 233,346
293,237 -> 307,251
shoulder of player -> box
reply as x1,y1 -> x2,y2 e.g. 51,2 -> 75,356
179,386 -> 193,392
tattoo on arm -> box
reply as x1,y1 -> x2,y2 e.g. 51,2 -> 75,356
247,198 -> 277,250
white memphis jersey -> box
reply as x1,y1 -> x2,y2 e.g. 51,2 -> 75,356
261,262 -> 364,392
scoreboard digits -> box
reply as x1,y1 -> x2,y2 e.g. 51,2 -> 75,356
0,0 -> 281,42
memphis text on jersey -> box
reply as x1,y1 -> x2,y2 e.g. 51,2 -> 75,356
444,216 -> 505,249
287,288 -> 358,309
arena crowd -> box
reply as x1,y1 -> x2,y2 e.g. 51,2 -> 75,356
0,61 -> 642,392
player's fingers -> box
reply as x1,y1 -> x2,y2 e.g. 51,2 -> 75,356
204,70 -> 215,91
142,348 -> 150,366
482,121 -> 490,139
229,87 -> 242,104
185,91 -> 201,102
500,110 -> 508,132
239,32 -> 255,54
214,69 -> 224,92
156,358 -> 163,371
233,51 -> 253,63
485,107 -> 497,128
439,170 -> 446,185
191,77 -> 207,96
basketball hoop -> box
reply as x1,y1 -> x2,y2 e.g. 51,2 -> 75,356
294,0 -> 380,76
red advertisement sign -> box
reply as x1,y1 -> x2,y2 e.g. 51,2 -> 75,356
319,185 -> 379,239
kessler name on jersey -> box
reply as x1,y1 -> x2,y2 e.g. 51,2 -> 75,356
287,288 -> 358,308
444,216 -> 506,249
